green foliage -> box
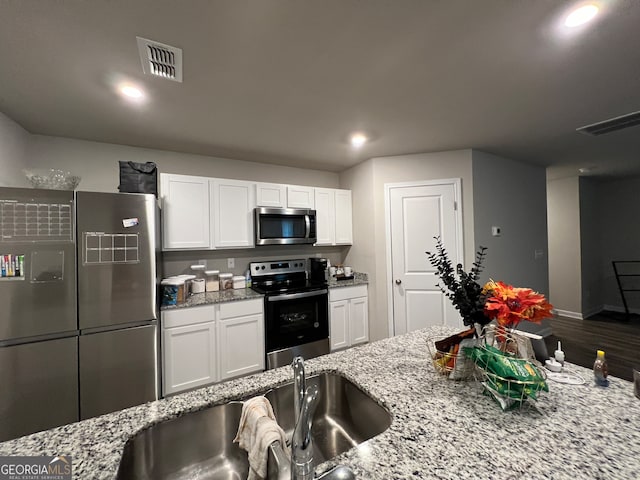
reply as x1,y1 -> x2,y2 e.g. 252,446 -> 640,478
426,237 -> 490,328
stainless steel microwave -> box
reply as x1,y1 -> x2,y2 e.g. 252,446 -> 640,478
254,207 -> 317,245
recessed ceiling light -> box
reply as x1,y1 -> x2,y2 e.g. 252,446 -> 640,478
350,133 -> 368,149
118,84 -> 144,100
564,4 -> 599,27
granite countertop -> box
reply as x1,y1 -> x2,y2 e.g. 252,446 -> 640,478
327,272 -> 368,288
161,288 -> 264,310
162,273 -> 369,310
1,326 -> 638,479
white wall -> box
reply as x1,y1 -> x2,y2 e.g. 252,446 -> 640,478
25,135 -> 339,192
547,176 -> 582,315
0,112 -> 30,187
472,150 -> 549,294
340,149 -> 475,342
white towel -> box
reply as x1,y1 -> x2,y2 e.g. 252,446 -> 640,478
233,396 -> 289,480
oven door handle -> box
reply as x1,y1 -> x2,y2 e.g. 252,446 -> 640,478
267,289 -> 328,302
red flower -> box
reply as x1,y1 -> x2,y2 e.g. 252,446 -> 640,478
482,280 -> 553,328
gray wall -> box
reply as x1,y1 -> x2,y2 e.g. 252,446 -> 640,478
547,176 -> 582,315
25,135 -> 339,192
0,112 -> 29,187
472,150 -> 549,294
579,177 -> 603,316
340,149 -> 475,342
598,176 -> 640,312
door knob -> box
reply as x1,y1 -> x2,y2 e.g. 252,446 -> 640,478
395,279 -> 402,285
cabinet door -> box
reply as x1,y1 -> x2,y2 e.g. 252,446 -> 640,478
329,300 -> 349,351
218,313 -> 265,380
334,189 -> 353,245
349,296 -> 369,346
163,322 -> 217,395
161,174 -> 210,250
211,179 -> 255,248
287,186 -> 315,209
256,183 -> 286,208
314,188 -> 335,246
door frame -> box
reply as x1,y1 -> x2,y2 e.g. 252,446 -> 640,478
384,179 -> 464,337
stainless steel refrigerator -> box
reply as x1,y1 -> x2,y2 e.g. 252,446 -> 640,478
0,188 -> 159,442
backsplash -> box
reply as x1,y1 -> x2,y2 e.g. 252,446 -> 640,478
162,245 -> 349,277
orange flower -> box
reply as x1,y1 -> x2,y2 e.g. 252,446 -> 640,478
483,280 -> 553,328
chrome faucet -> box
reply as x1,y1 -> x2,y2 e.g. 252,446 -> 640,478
291,357 -> 320,480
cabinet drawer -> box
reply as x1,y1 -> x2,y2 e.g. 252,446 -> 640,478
162,304 -> 215,329
219,298 -> 263,319
329,285 -> 367,302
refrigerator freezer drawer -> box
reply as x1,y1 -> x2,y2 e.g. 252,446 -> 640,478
0,336 -> 79,442
79,324 -> 158,420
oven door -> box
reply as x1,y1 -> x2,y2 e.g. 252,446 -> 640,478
265,289 -> 328,352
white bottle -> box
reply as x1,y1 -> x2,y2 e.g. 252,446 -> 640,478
554,341 -> 565,367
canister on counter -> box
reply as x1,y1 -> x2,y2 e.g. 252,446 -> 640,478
233,275 -> 246,289
219,273 -> 233,290
191,278 -> 205,294
177,274 -> 196,299
161,278 -> 185,306
205,270 -> 220,292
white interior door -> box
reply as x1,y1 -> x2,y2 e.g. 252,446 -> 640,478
387,180 -> 462,335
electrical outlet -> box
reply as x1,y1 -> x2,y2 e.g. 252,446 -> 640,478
227,258 -> 235,269
534,249 -> 544,260
197,259 -> 207,268
491,226 -> 501,237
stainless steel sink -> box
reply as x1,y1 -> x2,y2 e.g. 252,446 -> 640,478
116,373 -> 391,479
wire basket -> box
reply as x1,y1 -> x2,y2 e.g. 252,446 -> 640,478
470,328 -> 548,410
426,335 -> 476,381
475,361 -> 548,410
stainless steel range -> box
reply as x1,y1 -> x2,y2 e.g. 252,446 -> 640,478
250,259 -> 329,369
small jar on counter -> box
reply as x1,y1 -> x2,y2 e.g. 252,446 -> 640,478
219,273 -> 233,290
233,275 -> 246,289
161,278 -> 185,306
178,274 -> 197,299
205,270 -> 220,292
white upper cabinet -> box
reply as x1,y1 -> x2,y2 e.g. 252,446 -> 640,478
314,188 -> 352,246
161,174 -> 210,250
334,189 -> 353,245
314,188 -> 336,246
287,185 -> 315,209
256,183 -> 286,208
210,179 -> 255,248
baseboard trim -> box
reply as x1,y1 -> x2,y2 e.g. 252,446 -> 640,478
553,309 -> 583,320
582,306 -> 605,319
603,304 -> 640,315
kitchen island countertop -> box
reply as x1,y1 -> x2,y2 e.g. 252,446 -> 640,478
0,325 -> 638,479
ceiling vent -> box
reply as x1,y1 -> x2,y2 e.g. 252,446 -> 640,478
136,37 -> 182,82
576,111 -> 640,136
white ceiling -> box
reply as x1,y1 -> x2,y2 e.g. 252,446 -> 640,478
1,0 -> 639,179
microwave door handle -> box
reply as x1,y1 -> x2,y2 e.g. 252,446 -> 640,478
305,215 -> 311,239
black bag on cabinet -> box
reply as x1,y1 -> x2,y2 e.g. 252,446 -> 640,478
118,161 -> 158,196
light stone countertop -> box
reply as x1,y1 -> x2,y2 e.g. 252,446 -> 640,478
1,325 -> 638,479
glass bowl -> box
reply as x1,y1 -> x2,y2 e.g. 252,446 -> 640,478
24,169 -> 81,190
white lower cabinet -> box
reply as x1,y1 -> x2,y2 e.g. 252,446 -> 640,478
329,285 -> 369,352
162,298 -> 265,395
218,299 -> 265,381
162,305 -> 217,395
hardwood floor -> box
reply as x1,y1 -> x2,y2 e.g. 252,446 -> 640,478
546,311 -> 640,381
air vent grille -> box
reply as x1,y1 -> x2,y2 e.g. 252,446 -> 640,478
576,111 -> 640,136
136,37 -> 183,82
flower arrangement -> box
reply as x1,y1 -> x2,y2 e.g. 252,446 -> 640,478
482,280 -> 553,328
426,237 -> 553,331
